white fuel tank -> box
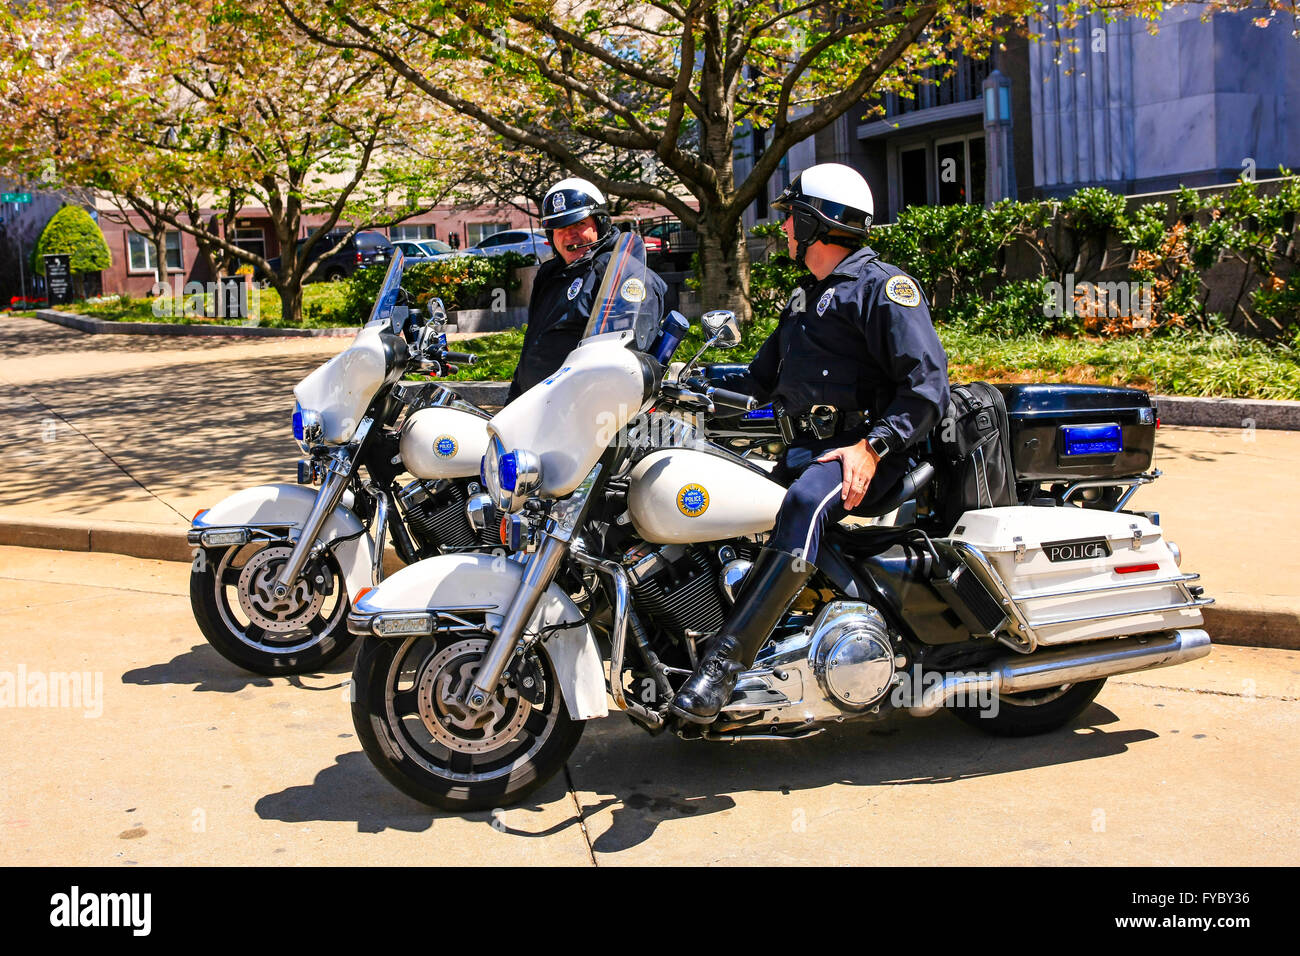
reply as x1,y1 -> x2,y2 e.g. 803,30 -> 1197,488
400,406 -> 490,479
627,448 -> 787,544
489,333 -> 652,497
294,324 -> 389,444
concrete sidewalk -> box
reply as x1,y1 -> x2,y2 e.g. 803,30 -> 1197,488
0,313 -> 1296,648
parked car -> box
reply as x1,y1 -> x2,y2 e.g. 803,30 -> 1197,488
260,230 -> 394,282
467,229 -> 552,260
639,216 -> 697,271
393,239 -> 434,260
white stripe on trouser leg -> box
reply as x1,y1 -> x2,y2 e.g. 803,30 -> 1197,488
802,483 -> 845,560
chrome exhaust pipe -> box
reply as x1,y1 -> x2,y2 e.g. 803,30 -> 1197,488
908,629 -> 1211,716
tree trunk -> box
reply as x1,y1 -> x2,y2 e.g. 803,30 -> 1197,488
696,214 -> 752,324
151,223 -> 169,286
277,277 -> 303,326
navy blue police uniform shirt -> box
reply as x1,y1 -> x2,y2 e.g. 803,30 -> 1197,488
733,245 -> 950,473
507,226 -> 667,402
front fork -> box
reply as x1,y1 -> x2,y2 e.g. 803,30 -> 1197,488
459,463 -> 604,713
271,421 -> 373,600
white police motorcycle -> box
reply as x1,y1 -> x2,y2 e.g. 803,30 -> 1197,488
187,251 -> 501,675
346,233 -> 1213,810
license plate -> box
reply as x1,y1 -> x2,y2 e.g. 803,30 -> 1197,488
1060,423 -> 1122,456
1042,536 -> 1113,562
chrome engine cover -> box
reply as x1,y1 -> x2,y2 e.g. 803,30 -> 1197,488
722,601 -> 899,727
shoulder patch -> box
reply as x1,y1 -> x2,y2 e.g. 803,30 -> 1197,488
815,288 -> 835,316
885,275 -> 921,308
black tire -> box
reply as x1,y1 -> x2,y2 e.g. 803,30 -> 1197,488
324,267 -> 347,283
949,679 -> 1106,737
352,628 -> 585,811
189,542 -> 355,675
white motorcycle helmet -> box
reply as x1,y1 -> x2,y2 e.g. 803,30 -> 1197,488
540,177 -> 612,254
772,163 -> 874,264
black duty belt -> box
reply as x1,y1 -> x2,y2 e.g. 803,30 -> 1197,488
772,400 -> 867,442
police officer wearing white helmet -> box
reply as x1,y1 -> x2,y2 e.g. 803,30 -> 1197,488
507,177 -> 667,402
670,162 -> 950,725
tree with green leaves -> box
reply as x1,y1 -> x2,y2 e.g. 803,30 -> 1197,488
282,0 -> 1239,319
33,204 -> 110,297
0,0 -> 473,322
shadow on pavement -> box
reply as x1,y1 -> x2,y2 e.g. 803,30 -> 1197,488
121,642 -> 355,694
566,701 -> 1157,854
254,751 -> 580,837
3,349 -> 330,518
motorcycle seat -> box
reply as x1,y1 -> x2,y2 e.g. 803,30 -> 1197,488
847,461 -> 934,519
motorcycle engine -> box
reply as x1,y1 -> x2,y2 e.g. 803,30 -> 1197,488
398,479 -> 497,554
625,544 -> 727,644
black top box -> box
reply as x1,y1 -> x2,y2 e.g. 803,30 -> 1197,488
996,384 -> 1157,482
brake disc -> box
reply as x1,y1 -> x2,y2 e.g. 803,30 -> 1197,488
417,638 -> 532,754
236,545 -> 326,633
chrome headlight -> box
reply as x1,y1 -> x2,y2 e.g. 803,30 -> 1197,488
292,402 -> 324,453
484,434 -> 542,513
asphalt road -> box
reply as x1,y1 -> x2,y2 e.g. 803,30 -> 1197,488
1,545 -> 1296,867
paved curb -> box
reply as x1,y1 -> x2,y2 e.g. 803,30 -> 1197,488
1154,394 -> 1300,431
35,309 -> 360,338
1,514 -> 1293,651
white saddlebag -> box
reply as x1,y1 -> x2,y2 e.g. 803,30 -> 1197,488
948,506 -> 1210,646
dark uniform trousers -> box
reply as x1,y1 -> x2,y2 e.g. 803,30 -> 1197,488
767,440 -> 909,566
720,245 -> 950,568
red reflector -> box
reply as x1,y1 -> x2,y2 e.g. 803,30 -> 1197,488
1155,417 -> 1161,428
1115,563 -> 1160,574
356,252 -> 362,263
353,587 -> 373,605
192,508 -> 209,524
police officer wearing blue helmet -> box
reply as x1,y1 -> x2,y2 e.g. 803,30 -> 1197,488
670,162 -> 950,725
508,177 -> 666,402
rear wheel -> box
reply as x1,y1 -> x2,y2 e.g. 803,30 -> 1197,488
190,541 -> 354,675
949,679 -> 1106,737
352,627 -> 585,811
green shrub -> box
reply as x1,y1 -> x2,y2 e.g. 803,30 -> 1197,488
335,252 -> 534,325
34,206 -> 111,275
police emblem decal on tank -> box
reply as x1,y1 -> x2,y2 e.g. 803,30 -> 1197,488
620,277 -> 646,303
676,484 -> 710,517
434,435 -> 458,457
566,277 -> 583,300
885,275 -> 920,307
816,288 -> 835,315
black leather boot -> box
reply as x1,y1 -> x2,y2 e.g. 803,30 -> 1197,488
669,548 -> 814,724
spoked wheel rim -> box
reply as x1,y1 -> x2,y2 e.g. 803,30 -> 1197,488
212,542 -> 346,655
384,632 -> 562,785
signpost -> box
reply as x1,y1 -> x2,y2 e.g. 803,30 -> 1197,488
44,254 -> 72,306
4,192 -> 34,304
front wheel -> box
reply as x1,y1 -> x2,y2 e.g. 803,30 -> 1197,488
352,629 -> 585,811
190,541 -> 354,675
949,679 -> 1107,737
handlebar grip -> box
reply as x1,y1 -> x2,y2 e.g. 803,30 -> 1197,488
707,387 -> 758,412
440,351 -> 478,365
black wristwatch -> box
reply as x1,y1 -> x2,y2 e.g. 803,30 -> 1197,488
866,433 -> 892,462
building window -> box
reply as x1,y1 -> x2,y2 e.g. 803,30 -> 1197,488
127,231 -> 182,273
935,133 -> 986,206
899,146 -> 929,211
467,222 -> 510,246
231,228 -> 265,263
391,224 -> 436,241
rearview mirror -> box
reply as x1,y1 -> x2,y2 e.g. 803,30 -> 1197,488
701,309 -> 740,349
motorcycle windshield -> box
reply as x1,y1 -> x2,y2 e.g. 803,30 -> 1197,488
365,248 -> 406,333
581,231 -> 656,350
